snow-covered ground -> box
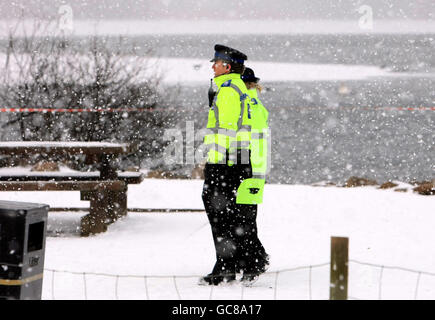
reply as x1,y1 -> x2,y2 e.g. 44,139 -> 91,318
154,58 -> 397,84
0,17 -> 434,299
0,173 -> 434,300
0,52 -> 406,86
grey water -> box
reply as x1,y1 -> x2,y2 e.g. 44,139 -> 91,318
2,33 -> 434,184
136,33 -> 433,185
174,78 -> 434,185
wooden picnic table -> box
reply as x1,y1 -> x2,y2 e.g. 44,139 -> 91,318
0,141 -> 143,236
0,141 -> 136,179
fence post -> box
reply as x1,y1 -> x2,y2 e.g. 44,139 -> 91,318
330,236 -> 349,300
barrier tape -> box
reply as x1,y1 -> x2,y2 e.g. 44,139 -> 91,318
0,273 -> 43,286
286,106 -> 435,111
0,107 -> 163,113
0,106 -> 433,113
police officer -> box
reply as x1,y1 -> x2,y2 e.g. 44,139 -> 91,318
240,66 -> 270,278
200,45 -> 269,286
241,68 -> 269,174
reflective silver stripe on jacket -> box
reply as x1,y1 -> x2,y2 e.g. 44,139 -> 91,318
211,143 -> 227,155
228,83 -> 249,130
209,128 -> 237,137
252,174 -> 266,180
251,132 -> 265,139
230,140 -> 250,149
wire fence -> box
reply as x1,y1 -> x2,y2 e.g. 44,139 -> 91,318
43,263 -> 330,300
349,259 -> 435,300
42,260 -> 435,300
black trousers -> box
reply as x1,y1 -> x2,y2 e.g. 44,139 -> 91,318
202,162 -> 268,276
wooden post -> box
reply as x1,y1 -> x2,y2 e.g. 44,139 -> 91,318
330,236 -> 349,300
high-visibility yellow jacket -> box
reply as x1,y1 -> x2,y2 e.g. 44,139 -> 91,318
204,73 -> 251,165
247,88 -> 269,179
203,73 -> 269,205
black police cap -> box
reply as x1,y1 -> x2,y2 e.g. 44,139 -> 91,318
241,67 -> 260,83
210,44 -> 248,65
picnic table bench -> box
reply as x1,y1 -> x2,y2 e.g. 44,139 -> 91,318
0,141 -> 144,236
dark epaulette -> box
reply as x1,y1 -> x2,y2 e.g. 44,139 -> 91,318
220,80 -> 232,87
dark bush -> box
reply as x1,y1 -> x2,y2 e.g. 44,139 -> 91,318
0,20 -> 179,170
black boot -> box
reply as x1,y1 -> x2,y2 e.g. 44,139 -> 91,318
198,272 -> 236,286
198,261 -> 236,286
240,254 -> 270,286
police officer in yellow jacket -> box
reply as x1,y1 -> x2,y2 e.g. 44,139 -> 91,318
240,67 -> 269,202
200,45 -> 269,286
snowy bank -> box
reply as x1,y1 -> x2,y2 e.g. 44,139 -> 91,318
0,52 -> 396,85
154,58 -> 395,84
0,176 -> 434,299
